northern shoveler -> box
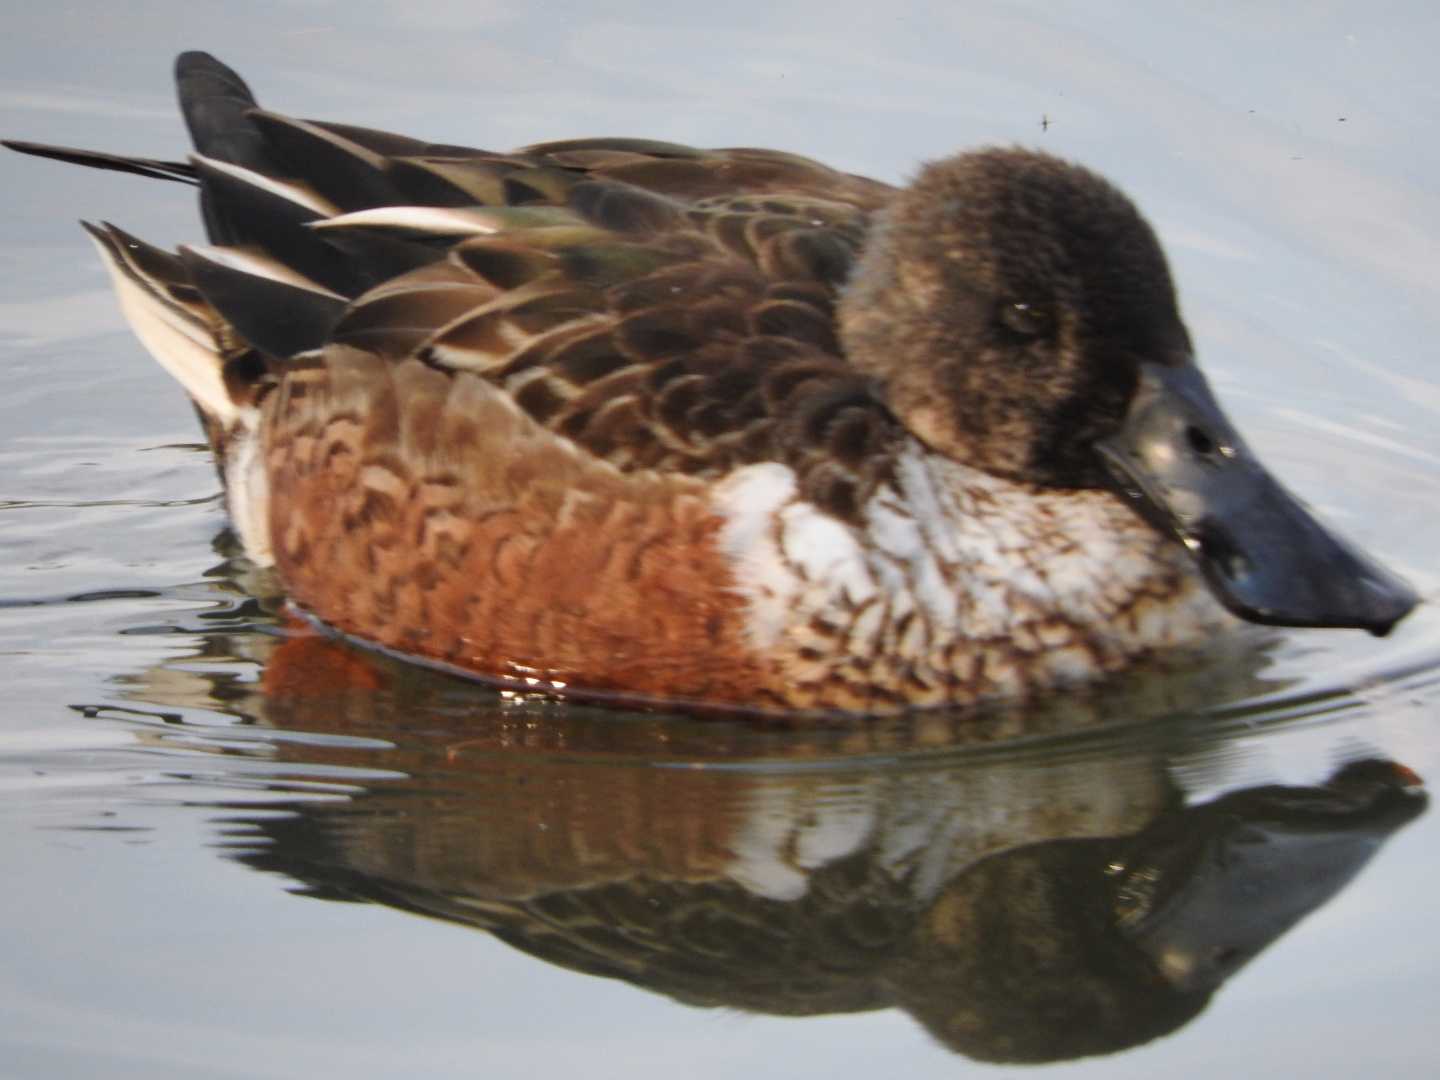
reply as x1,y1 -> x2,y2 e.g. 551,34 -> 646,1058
5,52 -> 1418,715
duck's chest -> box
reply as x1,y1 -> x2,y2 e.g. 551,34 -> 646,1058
710,445 -> 1233,711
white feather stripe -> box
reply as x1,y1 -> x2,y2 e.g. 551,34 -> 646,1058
312,206 -> 503,236
222,410 -> 272,566
96,233 -> 216,352
87,231 -> 236,426
190,153 -> 340,217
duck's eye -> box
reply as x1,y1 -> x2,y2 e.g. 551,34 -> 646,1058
997,301 -> 1051,338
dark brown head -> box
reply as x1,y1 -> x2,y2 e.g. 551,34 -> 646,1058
840,148 -> 1190,487
840,147 -> 1418,634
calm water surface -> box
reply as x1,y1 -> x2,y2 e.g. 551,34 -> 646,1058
3,4 -> 1439,1077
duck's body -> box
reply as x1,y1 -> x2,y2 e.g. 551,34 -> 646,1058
263,361 -> 1219,711
5,53 -> 1416,715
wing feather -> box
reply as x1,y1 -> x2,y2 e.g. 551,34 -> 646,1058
12,52 -> 908,521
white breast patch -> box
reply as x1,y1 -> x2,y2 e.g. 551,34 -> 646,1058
710,440 -> 1232,701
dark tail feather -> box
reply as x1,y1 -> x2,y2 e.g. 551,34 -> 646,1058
174,51 -> 276,174
175,51 -> 294,247
179,246 -> 347,361
0,139 -> 195,184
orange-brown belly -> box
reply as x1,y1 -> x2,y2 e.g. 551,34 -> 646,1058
261,356 -> 776,711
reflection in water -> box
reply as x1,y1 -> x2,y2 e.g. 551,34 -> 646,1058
116,600 -> 1427,1065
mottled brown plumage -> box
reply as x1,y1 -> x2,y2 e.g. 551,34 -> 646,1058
263,349 -> 777,708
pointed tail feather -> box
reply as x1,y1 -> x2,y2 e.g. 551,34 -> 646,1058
2,52 -> 269,198
0,139 -> 195,184
82,221 -> 241,427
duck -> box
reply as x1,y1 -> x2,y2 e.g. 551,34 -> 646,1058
4,51 -> 1418,716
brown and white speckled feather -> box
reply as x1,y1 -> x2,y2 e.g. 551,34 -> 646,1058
711,451 -> 1228,711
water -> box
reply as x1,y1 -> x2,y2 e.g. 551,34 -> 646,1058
3,4 -> 1439,1077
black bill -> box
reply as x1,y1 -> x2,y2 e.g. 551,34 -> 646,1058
1096,362 -> 1419,636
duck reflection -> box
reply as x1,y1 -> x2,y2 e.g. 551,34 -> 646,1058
129,623 -> 1424,1064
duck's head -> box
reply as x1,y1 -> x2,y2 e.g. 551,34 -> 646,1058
840,148 -> 1417,635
